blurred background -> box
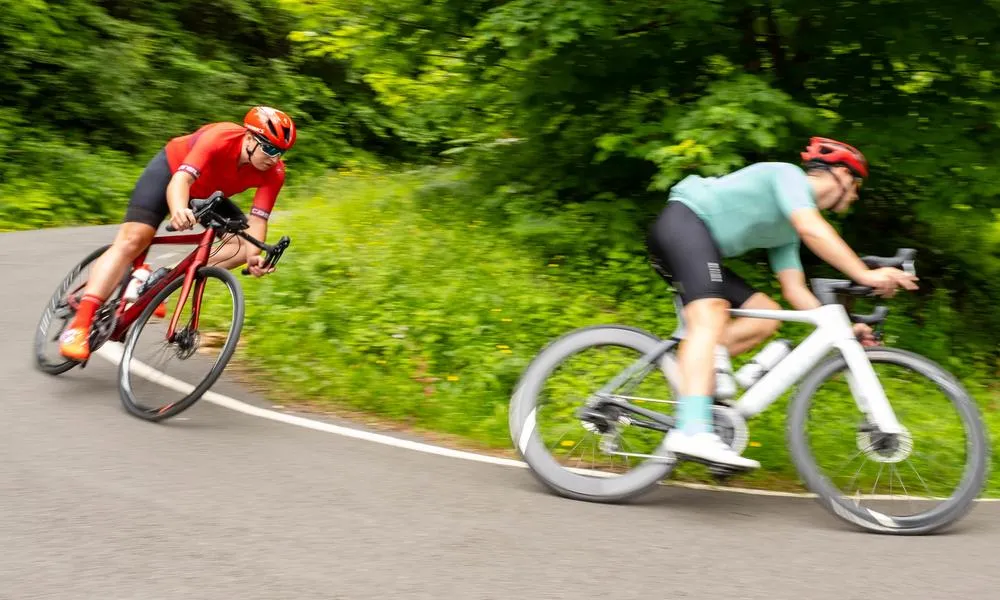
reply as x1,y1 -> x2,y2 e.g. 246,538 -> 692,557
2,0 -> 998,488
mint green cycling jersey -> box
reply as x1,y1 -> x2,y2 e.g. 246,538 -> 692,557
667,162 -> 816,273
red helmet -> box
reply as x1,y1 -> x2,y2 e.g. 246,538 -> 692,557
243,106 -> 297,151
800,136 -> 868,179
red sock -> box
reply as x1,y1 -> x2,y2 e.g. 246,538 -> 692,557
70,294 -> 104,330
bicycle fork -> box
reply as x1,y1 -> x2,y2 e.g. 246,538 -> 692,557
838,340 -> 904,435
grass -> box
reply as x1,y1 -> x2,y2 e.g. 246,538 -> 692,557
201,167 -> 1000,497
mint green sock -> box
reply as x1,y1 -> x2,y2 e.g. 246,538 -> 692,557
677,395 -> 712,435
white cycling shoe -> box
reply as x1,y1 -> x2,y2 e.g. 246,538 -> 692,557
664,430 -> 760,470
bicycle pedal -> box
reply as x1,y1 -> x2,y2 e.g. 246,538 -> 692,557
710,472 -> 733,483
708,465 -> 741,480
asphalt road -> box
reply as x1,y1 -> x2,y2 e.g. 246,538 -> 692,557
2,225 -> 998,600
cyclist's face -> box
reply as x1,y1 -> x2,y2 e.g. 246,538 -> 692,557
244,133 -> 283,171
833,167 -> 860,213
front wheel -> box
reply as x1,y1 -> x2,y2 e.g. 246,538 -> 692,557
118,266 -> 245,422
787,347 -> 990,535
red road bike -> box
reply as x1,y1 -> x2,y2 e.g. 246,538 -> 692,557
33,192 -> 290,421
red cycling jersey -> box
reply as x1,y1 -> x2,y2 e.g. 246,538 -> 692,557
164,122 -> 285,220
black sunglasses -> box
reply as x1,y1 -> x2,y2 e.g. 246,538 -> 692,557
252,134 -> 286,157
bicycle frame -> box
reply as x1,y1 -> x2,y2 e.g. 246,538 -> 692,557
592,302 -> 903,435
727,304 -> 902,433
107,226 -> 220,343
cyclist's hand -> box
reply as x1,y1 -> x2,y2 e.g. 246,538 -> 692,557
857,267 -> 918,297
245,254 -> 274,278
169,208 -> 197,231
853,323 -> 879,347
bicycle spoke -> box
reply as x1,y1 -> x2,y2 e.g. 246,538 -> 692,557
907,458 -> 936,499
847,456 -> 869,500
870,463 -> 885,497
894,466 -> 917,513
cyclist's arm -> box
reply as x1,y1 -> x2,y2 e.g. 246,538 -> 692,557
244,215 -> 268,262
226,170 -> 283,271
776,268 -> 822,310
768,241 -> 822,311
165,171 -> 195,217
244,165 -> 283,261
788,208 -> 870,283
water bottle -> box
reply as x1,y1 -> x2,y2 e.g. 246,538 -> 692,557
734,339 -> 793,389
123,264 -> 152,302
714,345 -> 737,400
139,267 -> 170,296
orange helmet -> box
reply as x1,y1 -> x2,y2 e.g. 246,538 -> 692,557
243,106 -> 297,151
801,136 -> 868,179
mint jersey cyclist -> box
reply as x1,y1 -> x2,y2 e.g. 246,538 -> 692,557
58,106 -> 297,362
646,137 -> 919,470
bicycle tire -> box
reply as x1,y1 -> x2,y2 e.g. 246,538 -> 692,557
33,244 -> 111,375
118,266 -> 245,422
509,325 -> 680,503
787,347 -> 990,535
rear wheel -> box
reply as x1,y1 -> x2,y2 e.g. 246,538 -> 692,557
118,266 -> 245,422
509,325 -> 681,503
34,245 -> 112,374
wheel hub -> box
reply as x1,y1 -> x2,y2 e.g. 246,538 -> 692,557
857,425 -> 913,463
174,328 -> 200,360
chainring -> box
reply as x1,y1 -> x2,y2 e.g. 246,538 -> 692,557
88,301 -> 119,352
712,404 -> 749,455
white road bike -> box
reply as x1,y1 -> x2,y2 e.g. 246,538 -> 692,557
508,249 -> 989,535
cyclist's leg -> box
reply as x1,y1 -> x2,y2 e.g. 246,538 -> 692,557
647,201 -> 759,468
720,291 -> 781,356
59,150 -> 170,360
647,201 -> 737,401
82,222 -> 158,299
678,296 -> 730,403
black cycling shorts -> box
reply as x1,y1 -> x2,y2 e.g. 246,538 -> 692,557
646,200 -> 757,307
123,148 -> 172,228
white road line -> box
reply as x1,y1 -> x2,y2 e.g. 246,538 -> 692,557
95,344 -> 998,502
96,344 -> 527,468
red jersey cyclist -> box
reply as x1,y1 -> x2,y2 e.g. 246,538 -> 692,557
58,106 -> 297,361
